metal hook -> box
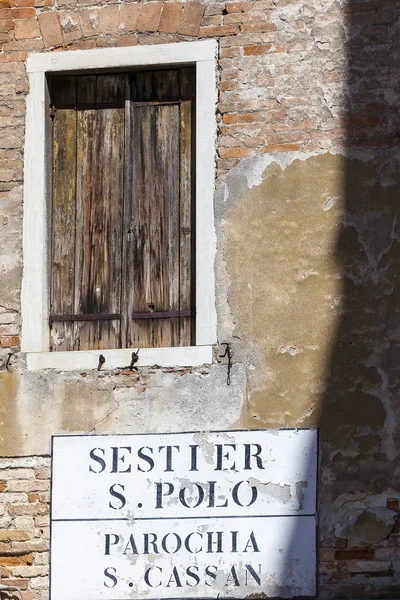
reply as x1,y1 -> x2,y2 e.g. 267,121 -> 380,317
97,354 -> 106,371
5,352 -> 13,372
218,343 -> 232,386
129,349 -> 140,370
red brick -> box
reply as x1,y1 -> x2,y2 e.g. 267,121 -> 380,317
38,11 -> 63,46
226,1 -> 253,12
0,530 -> 30,542
199,24 -> 238,37
119,3 -> 140,32
158,2 -> 183,33
223,112 -> 259,124
335,549 -> 375,560
136,1 -> 162,32
10,7 -> 36,17
80,10 -> 100,36
0,18 -> 12,32
244,43 -> 272,55
59,12 -> 82,41
220,46 -> 241,58
219,146 -> 252,158
99,5 -> 119,34
387,498 -> 399,511
260,143 -> 301,152
8,503 -> 48,516
0,554 -> 33,566
1,580 -> 29,591
178,2 -> 205,36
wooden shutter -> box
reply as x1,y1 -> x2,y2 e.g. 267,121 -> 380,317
50,75 -> 125,351
123,70 -> 194,348
50,68 -> 195,352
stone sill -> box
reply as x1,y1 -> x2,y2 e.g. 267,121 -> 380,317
26,345 -> 213,371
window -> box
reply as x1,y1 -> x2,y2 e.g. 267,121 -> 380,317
50,69 -> 195,352
22,41 -> 217,370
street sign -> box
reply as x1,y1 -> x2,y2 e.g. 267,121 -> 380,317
51,429 -> 317,599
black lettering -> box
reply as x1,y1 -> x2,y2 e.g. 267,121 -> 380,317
185,532 -> 202,554
109,484 -> 126,510
89,448 -> 106,473
104,567 -> 117,588
244,531 -> 260,553
155,482 -> 174,509
144,566 -> 162,588
166,567 -> 182,588
189,445 -> 199,471
144,533 -> 159,555
158,446 -> 180,472
104,534 -> 119,555
244,444 -> 264,470
208,481 -> 228,508
232,481 -> 258,507
137,447 -> 154,472
111,447 -> 132,474
245,564 -> 262,585
179,483 -> 205,508
231,531 -> 238,552
161,533 -> 182,554
225,566 -> 240,587
206,531 -> 223,553
123,534 -> 138,555
215,444 -> 236,471
186,566 -> 200,587
205,565 -> 217,586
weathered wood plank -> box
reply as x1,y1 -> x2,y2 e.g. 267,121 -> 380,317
50,108 -> 77,351
53,75 -> 77,108
75,105 -> 124,350
179,100 -> 194,345
124,103 -> 181,347
96,74 -> 126,104
153,69 -> 179,100
179,67 -> 196,99
77,75 -> 96,106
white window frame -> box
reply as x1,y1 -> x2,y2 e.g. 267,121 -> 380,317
22,40 -> 217,371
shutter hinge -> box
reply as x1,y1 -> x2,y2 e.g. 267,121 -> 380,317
49,104 -> 56,121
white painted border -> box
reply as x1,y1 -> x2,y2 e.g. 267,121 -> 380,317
22,41 -> 218,370
27,345 -> 212,371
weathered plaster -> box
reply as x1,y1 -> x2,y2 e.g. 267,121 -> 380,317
0,364 -> 245,456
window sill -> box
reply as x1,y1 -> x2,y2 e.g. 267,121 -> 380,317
26,345 -> 213,372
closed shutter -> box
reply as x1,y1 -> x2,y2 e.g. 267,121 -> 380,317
50,69 -> 195,352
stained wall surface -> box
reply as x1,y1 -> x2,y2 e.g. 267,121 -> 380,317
1,0 -> 400,598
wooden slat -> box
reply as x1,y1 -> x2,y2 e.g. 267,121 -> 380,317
179,100 -> 193,345
53,75 -> 77,108
77,75 -> 96,106
131,71 -> 153,102
180,67 -> 196,99
123,103 -> 181,348
153,69 -> 179,100
75,103 -> 124,350
96,74 -> 126,104
50,108 -> 77,351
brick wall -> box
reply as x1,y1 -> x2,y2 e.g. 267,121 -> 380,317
320,498 -> 400,598
1,0 -> 400,597
2,0 -> 399,352
0,458 -> 50,600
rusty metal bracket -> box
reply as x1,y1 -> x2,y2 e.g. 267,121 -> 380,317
218,343 -> 232,386
129,349 -> 140,370
97,354 -> 106,371
5,352 -> 13,372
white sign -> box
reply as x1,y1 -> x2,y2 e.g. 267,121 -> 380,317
51,429 -> 317,599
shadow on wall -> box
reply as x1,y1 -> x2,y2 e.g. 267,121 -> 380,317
286,1 -> 400,598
